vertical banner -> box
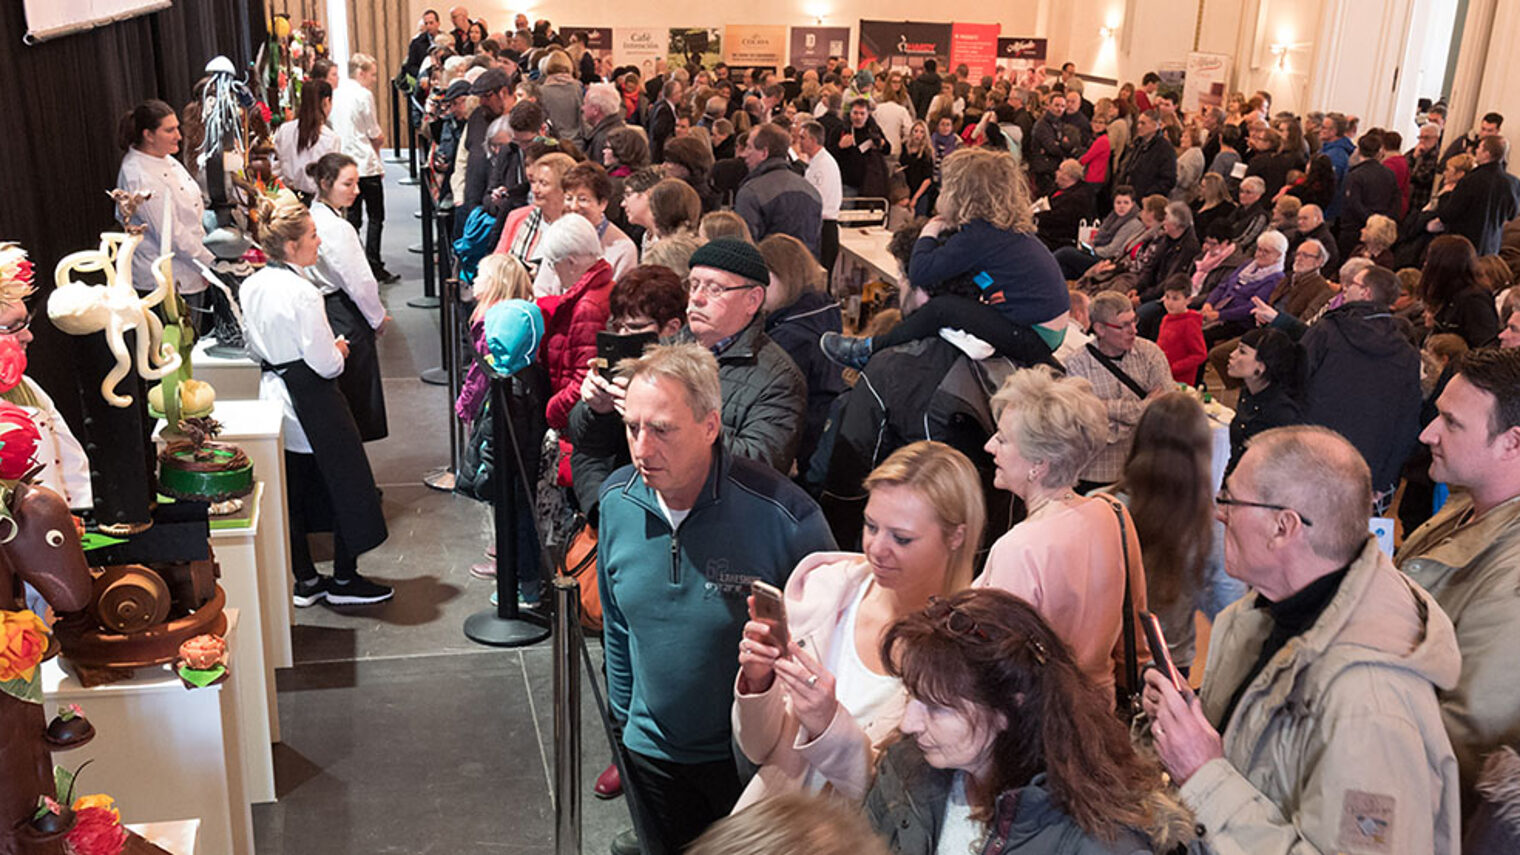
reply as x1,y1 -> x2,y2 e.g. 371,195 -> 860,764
857,20 -> 952,74
562,27 -> 615,65
949,23 -> 1000,80
789,26 -> 850,70
614,27 -> 666,77
723,25 -> 787,69
669,27 -> 723,70
1183,52 -> 1232,112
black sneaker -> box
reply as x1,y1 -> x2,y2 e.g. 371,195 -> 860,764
292,576 -> 329,608
819,331 -> 874,369
326,574 -> 395,605
373,266 -> 401,284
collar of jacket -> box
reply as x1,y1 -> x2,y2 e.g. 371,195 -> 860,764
559,258 -> 613,304
1400,490 -> 1520,571
613,440 -> 732,524
746,157 -> 793,180
711,315 -> 766,362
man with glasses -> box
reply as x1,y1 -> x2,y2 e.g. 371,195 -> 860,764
1287,204 -> 1337,277
1205,237 -> 1333,391
1145,425 -> 1461,855
1397,347 -> 1520,816
680,239 -> 806,474
1061,290 -> 1172,491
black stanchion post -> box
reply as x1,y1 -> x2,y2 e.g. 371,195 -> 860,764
399,110 -> 421,186
553,577 -> 582,855
409,167 -> 440,306
386,80 -> 406,162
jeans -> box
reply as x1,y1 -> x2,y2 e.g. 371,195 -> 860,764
1054,245 -> 1101,280
345,174 -> 387,269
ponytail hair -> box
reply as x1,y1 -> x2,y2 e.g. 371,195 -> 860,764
306,152 -> 358,200
117,100 -> 176,152
296,80 -> 333,152
252,191 -> 313,261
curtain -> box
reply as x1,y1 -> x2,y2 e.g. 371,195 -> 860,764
346,0 -> 411,152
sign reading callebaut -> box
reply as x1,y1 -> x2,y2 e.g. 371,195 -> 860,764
858,19 -> 952,72
723,25 -> 786,68
789,26 -> 850,70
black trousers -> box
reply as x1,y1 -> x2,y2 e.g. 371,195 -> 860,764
285,450 -> 360,582
622,748 -> 742,855
345,174 -> 387,268
820,218 -> 840,277
874,295 -> 1062,369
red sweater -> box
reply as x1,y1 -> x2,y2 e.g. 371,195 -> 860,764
1157,309 -> 1207,384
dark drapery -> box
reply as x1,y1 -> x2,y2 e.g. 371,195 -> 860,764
0,0 -> 265,431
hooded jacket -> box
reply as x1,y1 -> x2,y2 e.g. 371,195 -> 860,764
866,740 -> 1189,855
1180,537 -> 1462,854
732,554 -> 905,810
1301,301 -> 1422,493
1397,491 -> 1520,815
764,292 -> 845,471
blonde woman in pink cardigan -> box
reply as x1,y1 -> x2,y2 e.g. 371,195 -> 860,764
976,366 -> 1149,703
731,441 -> 985,810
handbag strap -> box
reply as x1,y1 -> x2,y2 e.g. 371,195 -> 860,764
1094,493 -> 1141,706
1085,343 -> 1149,400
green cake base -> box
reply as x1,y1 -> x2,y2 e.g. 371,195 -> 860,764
158,442 -> 254,503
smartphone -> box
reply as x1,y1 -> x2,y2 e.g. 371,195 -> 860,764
1140,611 -> 1185,693
596,330 -> 658,378
750,580 -> 790,652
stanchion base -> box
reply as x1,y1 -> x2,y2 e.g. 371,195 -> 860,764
384,153 -> 408,163
414,210 -> 424,219
463,610 -> 551,647
422,467 -> 456,491
408,243 -> 425,254
421,367 -> 449,385
399,176 -> 421,186
406,295 -> 441,309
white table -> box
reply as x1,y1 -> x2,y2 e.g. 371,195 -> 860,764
835,226 -> 898,288
210,483 -> 277,804
190,338 -> 261,401
126,819 -> 201,855
45,610 -> 253,855
157,399 -> 293,674
1208,410 -> 1233,492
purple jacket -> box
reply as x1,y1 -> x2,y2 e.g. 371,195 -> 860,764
1206,264 -> 1285,325
456,318 -> 489,423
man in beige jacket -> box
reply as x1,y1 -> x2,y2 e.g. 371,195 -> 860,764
1145,426 -> 1461,854
1397,346 -> 1520,814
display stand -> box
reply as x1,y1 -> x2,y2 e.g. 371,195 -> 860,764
190,337 -> 261,401
43,610 -> 254,855
126,819 -> 201,855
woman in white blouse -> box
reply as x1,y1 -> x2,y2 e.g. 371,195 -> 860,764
273,80 -> 339,203
242,192 -> 392,608
306,153 -> 389,441
731,441 -> 984,810
115,100 -> 215,327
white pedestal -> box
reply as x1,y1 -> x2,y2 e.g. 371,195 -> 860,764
210,485 -> 277,804
44,610 -> 253,855
191,338 -> 261,401
126,819 -> 201,855
156,399 -> 293,675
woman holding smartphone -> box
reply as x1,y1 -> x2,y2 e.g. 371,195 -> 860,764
732,441 -> 985,809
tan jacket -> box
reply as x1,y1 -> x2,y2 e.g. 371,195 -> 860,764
1180,537 -> 1462,854
1396,490 -> 1520,808
731,553 -> 905,811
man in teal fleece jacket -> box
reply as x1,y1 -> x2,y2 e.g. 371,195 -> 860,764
597,343 -> 836,855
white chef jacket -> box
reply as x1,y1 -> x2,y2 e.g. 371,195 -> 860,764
241,265 -> 345,453
307,202 -> 387,329
331,78 -> 384,177
273,122 -> 341,194
805,148 -> 843,220
14,377 -> 92,510
115,148 -> 214,294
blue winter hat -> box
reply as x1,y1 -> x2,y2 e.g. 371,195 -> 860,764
484,299 -> 544,376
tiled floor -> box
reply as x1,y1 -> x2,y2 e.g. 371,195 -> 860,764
250,161 -> 631,855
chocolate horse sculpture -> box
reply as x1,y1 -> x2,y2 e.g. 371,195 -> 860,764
0,482 -> 92,855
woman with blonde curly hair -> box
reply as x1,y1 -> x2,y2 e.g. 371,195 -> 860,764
822,148 -> 1070,369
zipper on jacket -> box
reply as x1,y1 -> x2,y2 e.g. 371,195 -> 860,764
669,530 -> 680,584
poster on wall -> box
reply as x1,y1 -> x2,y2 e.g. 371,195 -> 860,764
1183,52 -> 1232,112
858,20 -> 952,73
949,23 -> 1000,80
562,27 -> 615,66
790,26 -> 850,70
996,37 -> 1047,86
724,25 -> 786,69
669,27 -> 723,70
613,27 -> 665,77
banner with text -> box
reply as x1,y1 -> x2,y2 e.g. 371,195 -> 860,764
563,27 -> 615,65
858,20 -> 952,74
1183,52 -> 1232,112
614,27 -> 665,75
996,37 -> 1047,69
950,23 -> 1000,80
724,25 -> 787,68
669,27 -> 724,70
789,26 -> 850,70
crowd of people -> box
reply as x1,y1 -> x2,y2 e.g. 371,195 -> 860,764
99,7 -> 1520,853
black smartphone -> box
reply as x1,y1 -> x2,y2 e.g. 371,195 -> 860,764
595,330 -> 658,378
750,580 -> 789,652
1140,611 -> 1185,693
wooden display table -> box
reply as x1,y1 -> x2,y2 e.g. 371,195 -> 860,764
44,610 -> 254,855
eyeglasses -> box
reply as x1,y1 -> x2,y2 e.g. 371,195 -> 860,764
688,279 -> 760,300
1216,487 -> 1314,527
1098,319 -> 1137,332
0,311 -> 33,336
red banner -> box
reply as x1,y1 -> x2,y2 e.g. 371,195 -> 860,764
949,23 -> 1000,80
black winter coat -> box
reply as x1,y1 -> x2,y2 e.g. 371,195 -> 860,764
1436,161 -> 1520,256
765,291 -> 845,473
1115,131 -> 1178,199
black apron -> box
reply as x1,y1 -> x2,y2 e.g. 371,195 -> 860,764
323,289 -> 389,441
262,356 -> 387,556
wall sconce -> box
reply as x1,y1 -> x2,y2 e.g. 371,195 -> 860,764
1269,43 -> 1290,71
1098,26 -> 1116,40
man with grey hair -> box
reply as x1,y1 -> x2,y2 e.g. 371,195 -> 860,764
796,121 -> 841,273
1130,200 -> 1201,338
577,81 -> 627,163
598,342 -> 835,855
1035,159 -> 1096,250
1061,290 -> 1172,489
1206,235 -> 1334,387
1288,203 -> 1338,277
1146,425 -> 1460,855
